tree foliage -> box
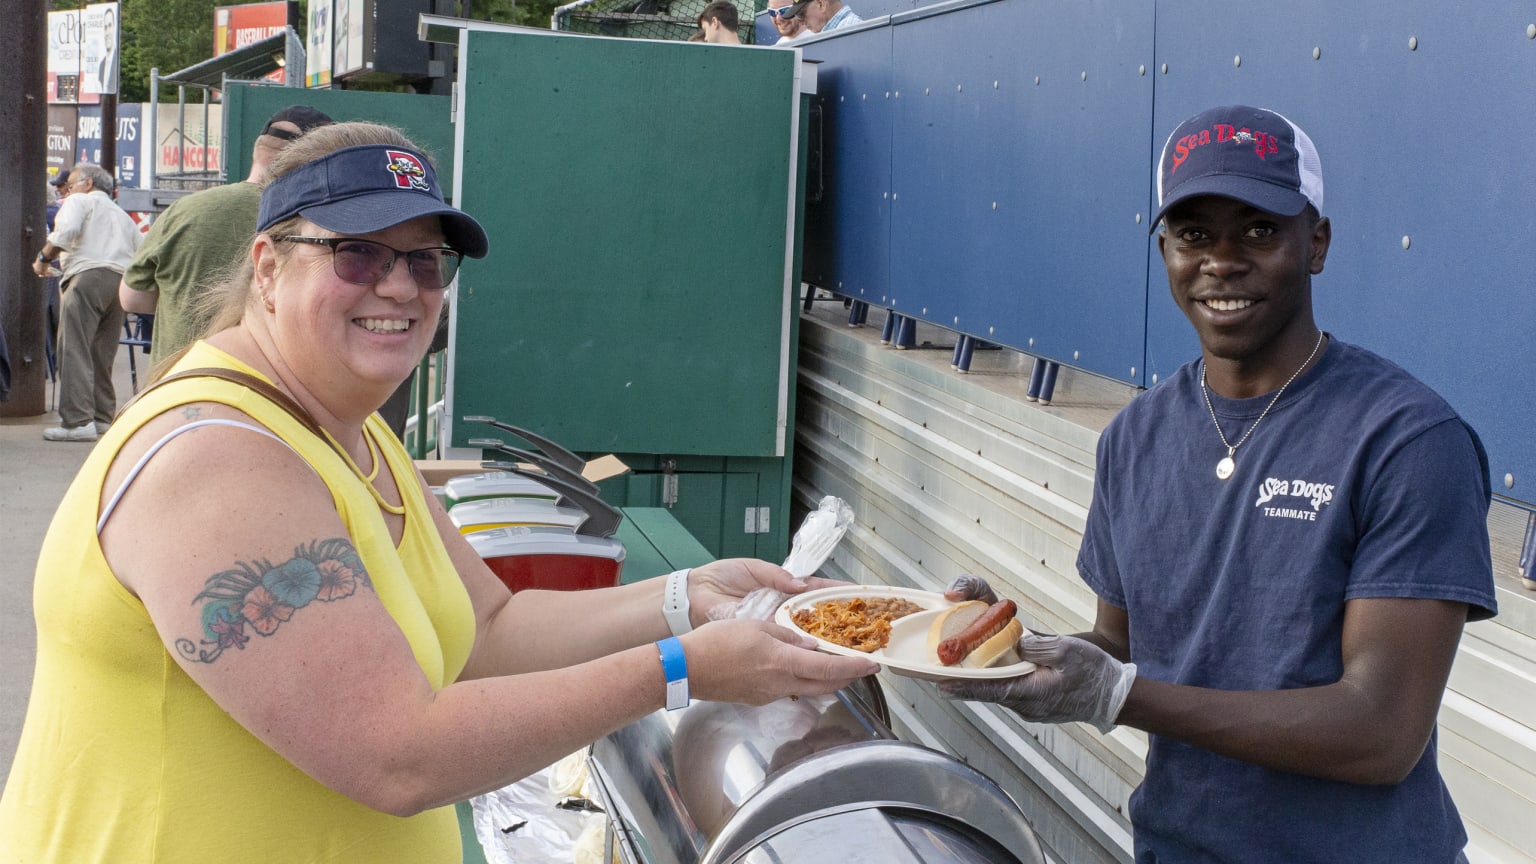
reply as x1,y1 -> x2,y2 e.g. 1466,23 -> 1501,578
48,0 -> 557,104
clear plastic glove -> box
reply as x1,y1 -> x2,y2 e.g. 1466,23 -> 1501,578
719,496 -> 854,621
943,573 -> 998,605
939,633 -> 1136,734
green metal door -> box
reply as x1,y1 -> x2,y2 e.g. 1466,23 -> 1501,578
447,29 -> 806,459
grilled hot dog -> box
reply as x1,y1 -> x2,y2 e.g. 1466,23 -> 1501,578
937,599 -> 1018,666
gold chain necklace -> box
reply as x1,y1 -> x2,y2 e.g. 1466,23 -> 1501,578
1200,330 -> 1324,481
323,426 -> 408,515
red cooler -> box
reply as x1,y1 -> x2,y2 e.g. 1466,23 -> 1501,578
467,526 -> 627,592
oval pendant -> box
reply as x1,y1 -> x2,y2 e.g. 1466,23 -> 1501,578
1216,456 -> 1236,480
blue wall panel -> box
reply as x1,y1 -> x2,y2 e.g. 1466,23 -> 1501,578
853,0 -> 920,18
887,0 -> 1153,382
1147,2 -> 1536,499
800,0 -> 1536,499
802,28 -> 894,305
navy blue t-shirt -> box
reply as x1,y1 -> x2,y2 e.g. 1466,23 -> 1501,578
1078,337 -> 1497,863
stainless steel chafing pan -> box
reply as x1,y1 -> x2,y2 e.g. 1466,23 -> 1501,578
587,677 -> 1045,864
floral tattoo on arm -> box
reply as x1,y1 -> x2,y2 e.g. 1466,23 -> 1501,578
177,538 -> 372,663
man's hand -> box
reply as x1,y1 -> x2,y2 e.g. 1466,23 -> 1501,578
32,258 -> 52,278
940,633 -> 1137,734
943,573 -> 999,605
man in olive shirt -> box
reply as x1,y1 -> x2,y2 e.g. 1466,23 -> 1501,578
120,106 -> 331,372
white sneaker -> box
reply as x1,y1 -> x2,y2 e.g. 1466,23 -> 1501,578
43,423 -> 99,442
94,421 -> 111,435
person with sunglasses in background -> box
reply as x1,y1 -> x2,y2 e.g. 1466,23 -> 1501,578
765,0 -> 811,45
0,122 -> 879,862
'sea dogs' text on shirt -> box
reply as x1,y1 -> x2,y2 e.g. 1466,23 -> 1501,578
1255,477 -> 1334,521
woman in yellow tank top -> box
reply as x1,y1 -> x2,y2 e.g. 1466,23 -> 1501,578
0,122 -> 878,862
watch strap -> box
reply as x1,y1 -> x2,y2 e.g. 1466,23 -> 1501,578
662,568 -> 692,637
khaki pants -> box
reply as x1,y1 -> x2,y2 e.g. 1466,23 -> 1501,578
56,267 -> 125,428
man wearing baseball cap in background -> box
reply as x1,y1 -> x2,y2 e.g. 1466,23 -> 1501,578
120,105 -> 333,374
941,105 -> 1494,861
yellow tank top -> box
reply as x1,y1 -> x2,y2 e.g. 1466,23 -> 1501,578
0,343 -> 476,862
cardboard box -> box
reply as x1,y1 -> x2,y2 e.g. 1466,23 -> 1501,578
415,454 -> 630,487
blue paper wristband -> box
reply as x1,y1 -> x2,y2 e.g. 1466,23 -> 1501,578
657,637 -> 689,711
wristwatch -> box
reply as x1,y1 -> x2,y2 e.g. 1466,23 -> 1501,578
36,251 -> 48,263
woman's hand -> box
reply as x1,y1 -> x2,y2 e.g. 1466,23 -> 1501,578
683,618 -> 880,705
688,557 -> 842,622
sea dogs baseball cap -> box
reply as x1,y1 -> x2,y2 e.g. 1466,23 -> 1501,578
1152,105 -> 1324,231
257,143 -> 489,258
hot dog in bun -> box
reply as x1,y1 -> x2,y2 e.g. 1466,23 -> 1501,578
927,599 -> 1022,667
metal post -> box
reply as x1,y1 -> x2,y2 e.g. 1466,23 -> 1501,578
955,335 -> 975,373
1037,361 -> 1060,405
203,86 -> 213,180
176,81 -> 187,178
0,0 -> 51,416
1026,357 -> 1044,402
1519,510 -> 1536,590
847,299 -> 866,328
101,95 -> 118,186
286,26 -> 306,88
146,68 -> 159,192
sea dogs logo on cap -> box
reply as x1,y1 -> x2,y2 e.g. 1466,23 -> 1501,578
1168,123 -> 1283,175
385,150 -> 430,192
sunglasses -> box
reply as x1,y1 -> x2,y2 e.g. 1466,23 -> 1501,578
766,5 -> 798,18
279,236 -> 463,291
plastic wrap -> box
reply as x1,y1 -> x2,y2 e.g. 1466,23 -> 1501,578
471,750 -> 605,864
725,496 -> 855,621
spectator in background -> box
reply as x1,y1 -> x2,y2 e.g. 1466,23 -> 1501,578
766,0 -> 811,45
120,105 -> 333,375
30,163 -> 141,442
47,171 -> 71,226
698,1 -> 741,44
43,171 -> 73,384
800,0 -> 862,33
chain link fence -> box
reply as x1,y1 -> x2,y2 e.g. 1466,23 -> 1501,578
554,0 -> 763,43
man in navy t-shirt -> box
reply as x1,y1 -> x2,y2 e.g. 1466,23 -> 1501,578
944,105 -> 1497,863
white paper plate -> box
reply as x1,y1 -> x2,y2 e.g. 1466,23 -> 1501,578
775,585 -> 1037,682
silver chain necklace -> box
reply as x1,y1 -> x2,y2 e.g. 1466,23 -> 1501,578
1200,329 -> 1325,481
